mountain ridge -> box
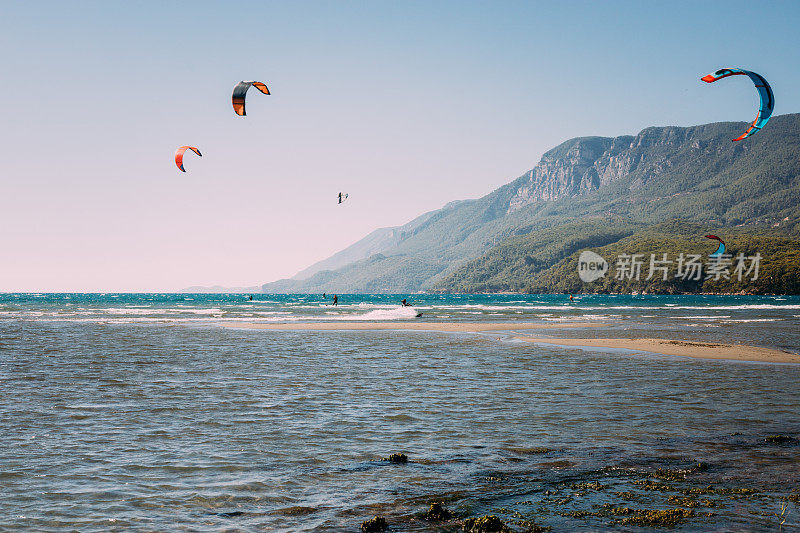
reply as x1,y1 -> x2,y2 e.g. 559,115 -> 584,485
260,114 -> 800,294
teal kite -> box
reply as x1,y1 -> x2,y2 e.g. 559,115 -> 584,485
701,68 -> 774,141
705,235 -> 726,257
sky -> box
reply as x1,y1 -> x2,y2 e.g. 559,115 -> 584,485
1,0 -> 799,292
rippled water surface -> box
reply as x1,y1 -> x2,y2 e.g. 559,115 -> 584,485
1,294 -> 799,531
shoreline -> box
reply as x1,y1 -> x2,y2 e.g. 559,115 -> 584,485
222,321 -> 799,363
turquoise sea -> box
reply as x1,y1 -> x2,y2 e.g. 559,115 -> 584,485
1,294 -> 799,531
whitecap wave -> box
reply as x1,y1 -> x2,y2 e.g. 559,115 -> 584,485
345,307 -> 421,321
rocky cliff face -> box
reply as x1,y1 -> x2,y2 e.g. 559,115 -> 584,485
506,124 -> 739,212
509,136 -> 614,210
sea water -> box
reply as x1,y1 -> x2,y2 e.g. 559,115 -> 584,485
1,294 -> 799,531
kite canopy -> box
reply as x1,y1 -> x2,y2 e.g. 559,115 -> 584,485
705,234 -> 726,257
175,146 -> 202,172
701,68 -> 774,141
232,81 -> 270,116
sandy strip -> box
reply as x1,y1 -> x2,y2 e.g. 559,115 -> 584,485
519,337 -> 800,363
223,321 -> 798,363
223,321 -> 607,332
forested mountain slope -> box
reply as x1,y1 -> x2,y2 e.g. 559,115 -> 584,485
263,114 -> 800,294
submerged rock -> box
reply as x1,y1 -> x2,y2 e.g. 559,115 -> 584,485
566,504 -> 697,527
765,435 -> 798,444
614,508 -> 695,527
383,453 -> 408,464
668,495 -> 717,508
507,446 -> 551,455
360,515 -> 387,532
517,520 -> 552,533
570,481 -> 607,491
423,502 -> 454,521
462,514 -> 511,532
652,462 -> 709,481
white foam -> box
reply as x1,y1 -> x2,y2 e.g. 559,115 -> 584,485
719,318 -> 780,323
679,315 -> 732,319
343,306 -> 421,321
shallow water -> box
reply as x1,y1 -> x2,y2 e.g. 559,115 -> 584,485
1,294 -> 799,531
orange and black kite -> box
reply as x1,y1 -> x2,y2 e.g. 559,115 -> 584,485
232,81 -> 270,116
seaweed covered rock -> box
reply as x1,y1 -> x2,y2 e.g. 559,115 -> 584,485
614,508 -> 694,527
652,462 -> 709,481
361,515 -> 387,532
520,522 -> 551,533
765,434 -> 798,444
564,503 -> 697,527
423,502 -> 454,521
462,514 -> 511,532
383,453 -> 408,464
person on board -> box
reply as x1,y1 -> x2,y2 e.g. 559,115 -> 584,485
401,299 -> 412,307
569,295 -> 574,302
249,295 -> 253,301
332,295 -> 338,306
323,293 -> 326,299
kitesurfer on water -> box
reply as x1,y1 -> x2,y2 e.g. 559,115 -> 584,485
401,299 -> 411,307
332,295 -> 338,306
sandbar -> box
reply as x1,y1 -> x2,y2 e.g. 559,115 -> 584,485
223,321 -> 606,332
223,321 -> 799,363
520,337 -> 800,364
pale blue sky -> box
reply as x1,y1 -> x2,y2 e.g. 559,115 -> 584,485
1,1 -> 798,291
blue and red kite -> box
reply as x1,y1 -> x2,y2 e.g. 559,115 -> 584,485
701,68 -> 774,141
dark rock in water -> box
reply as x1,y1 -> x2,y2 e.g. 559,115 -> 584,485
383,453 -> 408,464
765,434 -> 798,444
361,515 -> 387,532
423,502 -> 454,521
462,514 -> 511,532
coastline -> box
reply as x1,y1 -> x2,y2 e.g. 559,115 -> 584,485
223,321 -> 800,363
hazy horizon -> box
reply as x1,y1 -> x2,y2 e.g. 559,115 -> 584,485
2,0 -> 799,292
